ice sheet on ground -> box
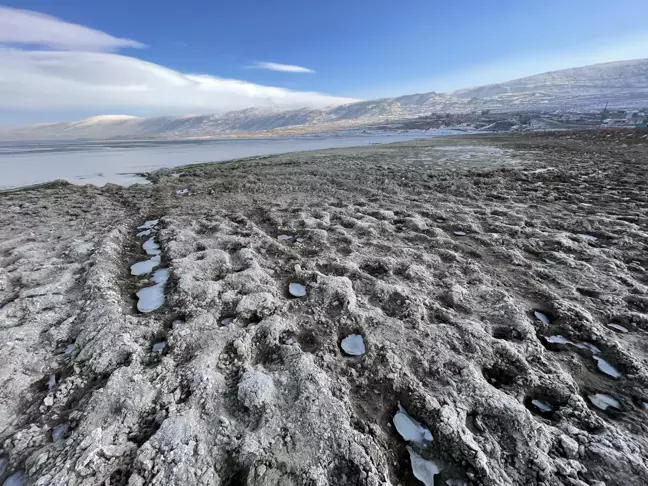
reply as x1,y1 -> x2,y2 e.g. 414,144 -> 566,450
0,456 -> 8,476
277,234 -> 293,241
593,356 -> 622,378
137,229 -> 152,237
341,334 -> 366,356
407,446 -> 441,486
176,188 -> 189,195
393,405 -> 433,445
589,394 -> 620,410
48,374 -> 56,391
579,234 -> 598,242
131,255 -> 161,276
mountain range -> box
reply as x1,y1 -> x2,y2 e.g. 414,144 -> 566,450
2,59 -> 647,141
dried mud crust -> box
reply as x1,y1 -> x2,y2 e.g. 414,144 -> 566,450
1,132 -> 647,486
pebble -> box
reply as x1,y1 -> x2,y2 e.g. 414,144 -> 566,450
341,334 -> 366,356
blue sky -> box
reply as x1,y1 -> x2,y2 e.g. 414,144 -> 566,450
1,0 -> 647,124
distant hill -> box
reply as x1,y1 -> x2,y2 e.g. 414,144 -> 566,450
2,59 -> 647,140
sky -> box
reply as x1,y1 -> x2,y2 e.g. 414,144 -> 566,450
1,0 -> 647,125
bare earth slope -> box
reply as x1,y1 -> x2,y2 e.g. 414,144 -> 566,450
1,132 -> 647,485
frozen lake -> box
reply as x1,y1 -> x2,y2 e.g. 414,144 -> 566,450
0,131 -> 462,189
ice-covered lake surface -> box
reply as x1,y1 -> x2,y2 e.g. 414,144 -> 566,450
0,131 -> 464,189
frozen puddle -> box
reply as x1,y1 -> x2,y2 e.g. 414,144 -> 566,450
531,400 -> 554,413
138,219 -> 158,230
3,471 -> 25,486
407,446 -> 441,486
393,405 -> 433,446
52,423 -> 69,441
593,356 -> 622,378
143,237 -> 161,256
152,342 -> 166,353
608,324 -> 628,333
534,311 -> 550,326
288,282 -> 307,297
277,234 -> 293,241
137,268 -> 169,313
589,393 -> 620,411
131,255 -> 161,276
547,335 -> 571,345
341,334 -> 366,356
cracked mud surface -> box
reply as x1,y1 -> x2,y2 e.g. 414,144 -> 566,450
1,132 -> 647,485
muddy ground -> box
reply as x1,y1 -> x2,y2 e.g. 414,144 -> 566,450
1,131 -> 647,486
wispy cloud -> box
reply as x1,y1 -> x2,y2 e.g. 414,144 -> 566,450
249,61 -> 315,73
0,6 -> 145,51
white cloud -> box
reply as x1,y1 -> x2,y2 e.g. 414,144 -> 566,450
250,61 -> 315,73
0,49 -> 355,116
0,6 -> 145,51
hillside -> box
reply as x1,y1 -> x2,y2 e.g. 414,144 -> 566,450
2,59 -> 647,140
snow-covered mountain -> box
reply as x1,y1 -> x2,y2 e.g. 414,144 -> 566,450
2,59 -> 647,141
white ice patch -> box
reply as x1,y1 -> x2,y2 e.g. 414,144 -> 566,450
341,334 -> 366,356
221,317 -> 235,326
589,393 -> 620,411
64,344 -> 75,355
52,423 -> 69,441
130,255 -> 161,276
288,282 -> 307,297
579,234 -> 598,242
143,237 -> 161,256
136,268 -> 169,313
277,234 -> 293,241
48,374 -> 56,391
152,342 -> 166,353
137,229 -> 152,237
608,324 -> 628,333
176,188 -> 189,195
407,446 -> 441,486
534,311 -> 550,326
393,405 -> 433,445
0,455 -> 8,477
574,342 -> 601,354
547,335 -> 571,345
3,471 -> 25,486
453,231 -> 467,236
593,356 -> 622,378
138,219 -> 159,230
531,400 -> 553,413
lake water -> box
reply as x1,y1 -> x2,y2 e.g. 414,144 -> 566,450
0,131 -> 461,189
